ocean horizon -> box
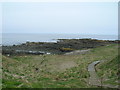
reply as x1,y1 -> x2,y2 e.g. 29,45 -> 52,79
2,33 -> 118,46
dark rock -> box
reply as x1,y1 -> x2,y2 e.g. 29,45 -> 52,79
35,68 -> 39,71
2,38 -> 118,55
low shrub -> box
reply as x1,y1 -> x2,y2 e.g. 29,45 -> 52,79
59,47 -> 74,52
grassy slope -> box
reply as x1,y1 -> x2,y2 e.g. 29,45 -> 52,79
96,50 -> 119,85
2,44 -> 118,88
0,54 -> 2,89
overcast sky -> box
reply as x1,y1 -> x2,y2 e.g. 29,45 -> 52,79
2,2 -> 118,35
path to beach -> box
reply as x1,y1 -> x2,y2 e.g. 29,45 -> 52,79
88,60 -> 119,88
88,61 -> 101,86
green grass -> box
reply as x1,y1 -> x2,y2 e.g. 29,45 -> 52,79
2,44 -> 118,88
96,53 -> 119,86
2,79 -> 23,88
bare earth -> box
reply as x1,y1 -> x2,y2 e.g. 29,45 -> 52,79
59,61 -> 77,71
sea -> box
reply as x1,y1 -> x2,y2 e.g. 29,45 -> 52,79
1,33 -> 118,46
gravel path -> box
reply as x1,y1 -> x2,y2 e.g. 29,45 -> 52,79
88,60 -> 119,88
88,61 -> 101,86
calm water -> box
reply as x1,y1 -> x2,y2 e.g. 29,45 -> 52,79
2,33 -> 118,46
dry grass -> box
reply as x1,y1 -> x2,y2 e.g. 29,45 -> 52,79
2,44 -> 118,88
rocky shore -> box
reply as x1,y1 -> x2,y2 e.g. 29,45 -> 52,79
2,38 -> 118,55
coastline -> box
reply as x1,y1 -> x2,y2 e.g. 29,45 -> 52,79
2,33 -> 118,46
2,38 -> 118,55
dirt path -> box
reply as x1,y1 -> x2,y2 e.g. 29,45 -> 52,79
64,49 -> 91,55
88,60 -> 119,88
88,61 -> 101,86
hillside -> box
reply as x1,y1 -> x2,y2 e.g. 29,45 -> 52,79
2,43 -> 119,88
96,53 -> 119,86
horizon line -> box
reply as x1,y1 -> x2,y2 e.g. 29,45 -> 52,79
0,0 -> 119,3
1,33 -> 118,36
